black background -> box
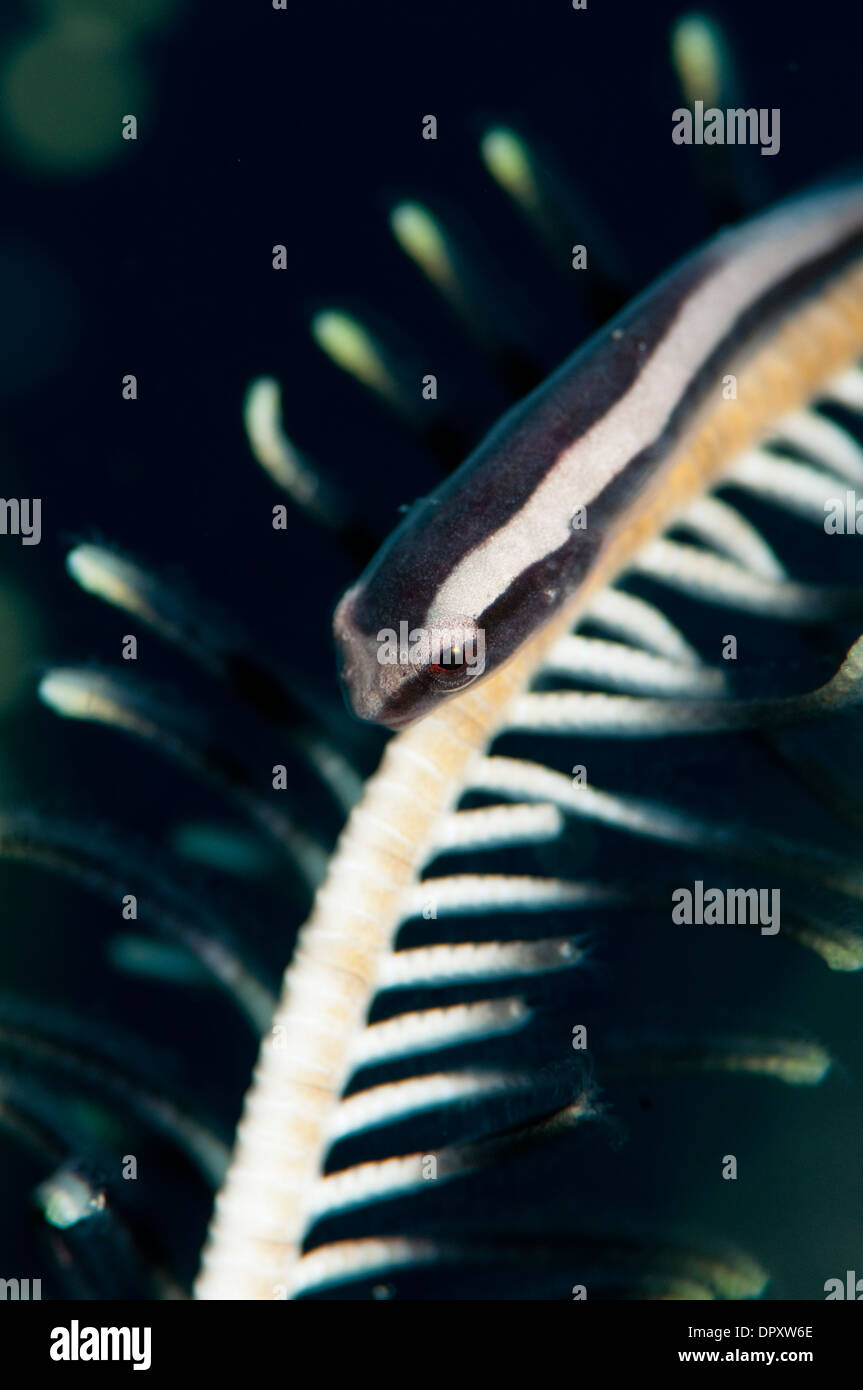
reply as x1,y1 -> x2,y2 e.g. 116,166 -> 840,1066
1,0 -> 862,1300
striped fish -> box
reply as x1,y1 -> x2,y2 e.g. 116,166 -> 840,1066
334,183 -> 863,727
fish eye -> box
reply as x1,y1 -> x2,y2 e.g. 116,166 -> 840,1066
430,638 -> 469,673
426,655 -> 480,690
413,616 -> 485,691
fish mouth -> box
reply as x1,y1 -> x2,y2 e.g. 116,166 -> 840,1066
332,588 -> 405,727
332,588 -> 380,722
332,589 -> 443,729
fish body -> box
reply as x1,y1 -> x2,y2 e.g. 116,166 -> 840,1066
335,184 -> 863,728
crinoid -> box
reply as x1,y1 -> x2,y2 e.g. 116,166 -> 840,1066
4,12 -> 863,1303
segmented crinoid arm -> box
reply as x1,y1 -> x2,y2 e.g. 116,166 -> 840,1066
195,247 -> 863,1297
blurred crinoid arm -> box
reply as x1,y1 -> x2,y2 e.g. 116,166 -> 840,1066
195,224 -> 863,1298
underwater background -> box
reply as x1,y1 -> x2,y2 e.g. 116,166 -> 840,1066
1,0 -> 863,1298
